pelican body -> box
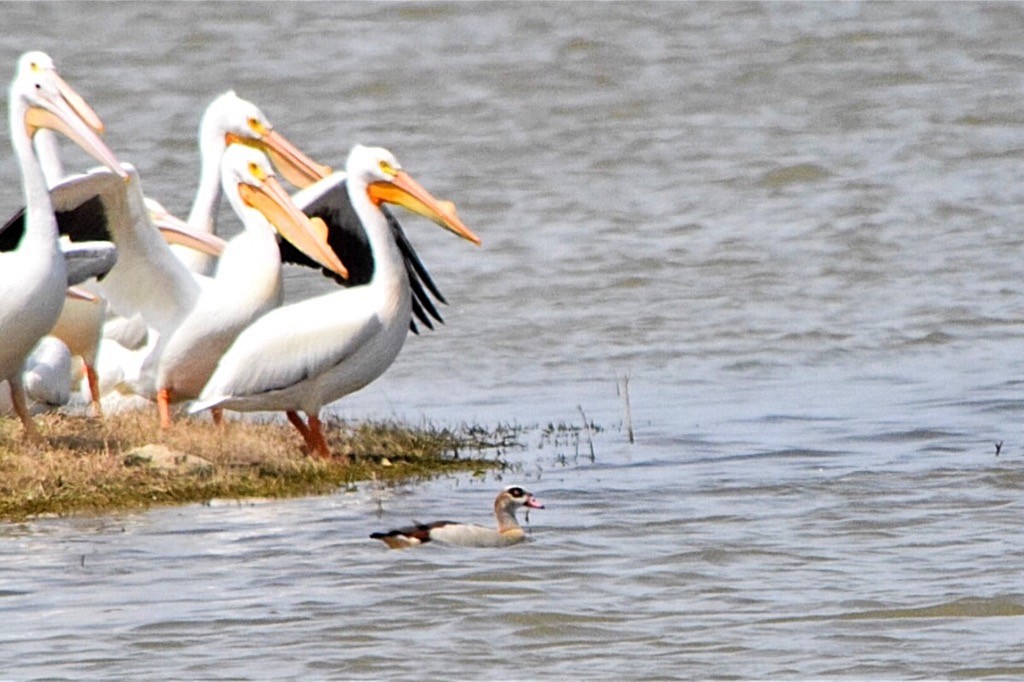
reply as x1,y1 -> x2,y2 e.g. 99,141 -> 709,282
191,145 -> 480,458
150,145 -> 346,422
65,145 -> 347,427
1,51 -> 125,440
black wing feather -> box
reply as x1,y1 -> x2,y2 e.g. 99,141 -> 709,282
0,208 -> 26,252
392,215 -> 447,305
283,180 -> 374,286
284,179 -> 449,334
1,195 -> 111,252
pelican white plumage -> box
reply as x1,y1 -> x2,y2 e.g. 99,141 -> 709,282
1,166 -> 230,417
175,90 -> 331,275
149,144 -> 348,426
76,145 -> 348,427
0,51 -> 126,441
21,337 -> 73,409
191,145 -> 480,458
0,336 -> 75,417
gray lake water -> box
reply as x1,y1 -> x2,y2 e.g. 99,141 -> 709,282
3,2 -> 1024,679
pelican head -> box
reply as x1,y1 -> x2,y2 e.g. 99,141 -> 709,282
352,145 -> 481,246
204,90 -> 331,188
222,143 -> 348,279
12,51 -> 126,178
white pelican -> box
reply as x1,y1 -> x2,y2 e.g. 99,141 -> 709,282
191,145 -> 480,459
0,51 -> 126,441
21,337 -> 73,410
1,181 -> 228,417
38,90 -> 327,413
370,486 -> 545,549
124,90 -> 445,338
3,88 -> 325,284
69,145 -> 348,428
176,90 -> 331,275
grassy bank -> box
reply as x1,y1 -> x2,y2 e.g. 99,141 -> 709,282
0,412 -> 516,522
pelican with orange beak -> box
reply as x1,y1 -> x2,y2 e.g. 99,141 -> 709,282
72,143 -> 349,427
0,51 -> 126,441
192,145 -> 479,459
174,90 -> 332,275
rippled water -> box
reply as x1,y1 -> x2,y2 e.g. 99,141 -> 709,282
3,2 -> 1024,679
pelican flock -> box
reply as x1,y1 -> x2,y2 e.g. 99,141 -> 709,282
192,145 -> 480,458
1,50 -> 481,460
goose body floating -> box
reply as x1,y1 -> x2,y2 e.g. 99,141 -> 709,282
191,145 -> 480,459
0,51 -> 125,440
371,487 -> 545,549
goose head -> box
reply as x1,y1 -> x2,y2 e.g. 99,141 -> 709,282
498,485 -> 545,513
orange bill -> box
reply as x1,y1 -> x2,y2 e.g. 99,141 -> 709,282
239,174 -> 349,279
368,170 -> 481,246
24,72 -> 126,179
152,209 -> 228,256
226,128 -> 332,189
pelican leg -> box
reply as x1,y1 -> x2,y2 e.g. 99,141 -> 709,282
306,413 -> 349,463
286,410 -> 326,457
85,363 -> 104,419
157,387 -> 173,429
9,375 -> 43,444
306,413 -> 338,461
286,410 -> 312,441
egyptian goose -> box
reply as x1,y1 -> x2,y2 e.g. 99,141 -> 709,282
371,486 -> 545,549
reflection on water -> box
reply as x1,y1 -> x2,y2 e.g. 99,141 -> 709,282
3,2 -> 1024,678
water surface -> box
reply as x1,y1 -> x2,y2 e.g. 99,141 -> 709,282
2,2 -> 1024,679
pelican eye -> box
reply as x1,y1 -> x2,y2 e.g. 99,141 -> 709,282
248,161 -> 267,181
378,159 -> 397,177
248,116 -> 267,136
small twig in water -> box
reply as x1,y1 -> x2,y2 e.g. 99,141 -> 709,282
617,375 -> 635,444
995,441 -> 1003,456
577,404 -> 596,462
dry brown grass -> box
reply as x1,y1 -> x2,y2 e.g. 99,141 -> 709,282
0,411 -> 512,521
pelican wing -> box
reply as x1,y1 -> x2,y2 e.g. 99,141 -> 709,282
62,240 -> 117,285
285,176 -> 372,285
3,166 -> 199,332
391,214 -> 445,334
0,211 -> 24,252
284,175 -> 448,333
194,294 -> 383,410
54,167 -> 202,335
0,170 -> 121,251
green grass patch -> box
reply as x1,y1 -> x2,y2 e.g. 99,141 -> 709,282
0,412 -> 517,521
